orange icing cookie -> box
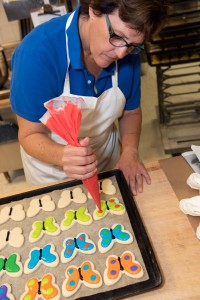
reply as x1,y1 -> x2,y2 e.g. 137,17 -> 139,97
20,273 -> 60,300
104,251 -> 144,286
62,260 -> 102,297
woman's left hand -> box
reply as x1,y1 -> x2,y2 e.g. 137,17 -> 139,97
114,150 -> 151,196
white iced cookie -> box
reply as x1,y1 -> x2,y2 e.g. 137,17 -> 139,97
179,195 -> 200,216
24,243 -> 59,274
0,283 -> 15,300
20,273 -> 60,300
104,251 -> 144,286
196,224 -> 200,240
60,207 -> 92,231
88,179 -> 116,199
187,173 -> 200,190
61,232 -> 96,263
58,187 -> 87,208
29,217 -> 60,243
98,224 -> 133,253
0,253 -> 23,277
0,204 -> 25,225
27,195 -> 55,217
0,227 -> 24,250
62,260 -> 102,297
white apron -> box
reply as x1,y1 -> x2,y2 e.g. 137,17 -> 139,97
21,11 -> 126,185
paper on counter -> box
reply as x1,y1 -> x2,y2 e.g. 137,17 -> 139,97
191,145 -> 200,162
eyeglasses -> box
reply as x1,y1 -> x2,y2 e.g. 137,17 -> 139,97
105,14 -> 144,55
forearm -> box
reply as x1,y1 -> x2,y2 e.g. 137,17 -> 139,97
119,107 -> 142,156
20,132 -> 64,167
17,115 -> 64,167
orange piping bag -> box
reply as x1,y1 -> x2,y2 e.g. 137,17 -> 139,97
41,99 -> 101,211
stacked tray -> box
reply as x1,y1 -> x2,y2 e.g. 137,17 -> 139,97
145,0 -> 200,66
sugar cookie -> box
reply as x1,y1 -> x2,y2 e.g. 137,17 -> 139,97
0,283 -> 15,300
88,179 -> 116,199
0,204 -> 25,225
58,187 -> 87,208
61,232 -> 96,263
29,217 -> 60,243
27,195 -> 55,217
24,243 -> 59,274
104,251 -> 144,286
0,227 -> 24,250
62,260 -> 102,297
93,198 -> 125,220
0,253 -> 23,277
20,273 -> 60,300
98,223 -> 133,253
60,207 -> 92,231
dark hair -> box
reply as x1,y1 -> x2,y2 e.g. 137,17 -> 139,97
79,0 -> 169,38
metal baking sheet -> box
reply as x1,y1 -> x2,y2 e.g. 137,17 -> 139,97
0,169 -> 162,299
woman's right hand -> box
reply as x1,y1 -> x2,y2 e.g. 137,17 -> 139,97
61,137 -> 98,180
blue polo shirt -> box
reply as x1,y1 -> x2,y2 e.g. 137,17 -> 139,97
10,7 -> 141,122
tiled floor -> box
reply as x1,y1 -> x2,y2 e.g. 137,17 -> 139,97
0,62 -> 170,198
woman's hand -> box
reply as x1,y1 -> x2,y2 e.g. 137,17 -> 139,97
62,137 -> 98,180
115,149 -> 151,196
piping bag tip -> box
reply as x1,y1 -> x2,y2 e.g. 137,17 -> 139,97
82,172 -> 101,211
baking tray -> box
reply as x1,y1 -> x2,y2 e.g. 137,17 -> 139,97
0,169 -> 162,299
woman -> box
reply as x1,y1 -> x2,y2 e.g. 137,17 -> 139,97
10,0 -> 168,195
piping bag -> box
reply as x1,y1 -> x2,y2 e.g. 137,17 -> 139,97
40,96 -> 101,211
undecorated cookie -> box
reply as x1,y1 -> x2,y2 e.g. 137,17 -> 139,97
27,195 -> 55,218
0,204 -> 25,225
58,187 -> 87,208
0,227 -> 24,250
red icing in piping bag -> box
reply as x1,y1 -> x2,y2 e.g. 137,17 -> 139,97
40,98 -> 101,210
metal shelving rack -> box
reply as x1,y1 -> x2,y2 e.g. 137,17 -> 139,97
145,0 -> 200,155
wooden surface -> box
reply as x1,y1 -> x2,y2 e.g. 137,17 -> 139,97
1,160 -> 200,299
130,160 -> 200,299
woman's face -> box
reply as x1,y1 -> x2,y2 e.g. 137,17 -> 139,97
88,9 -> 145,68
